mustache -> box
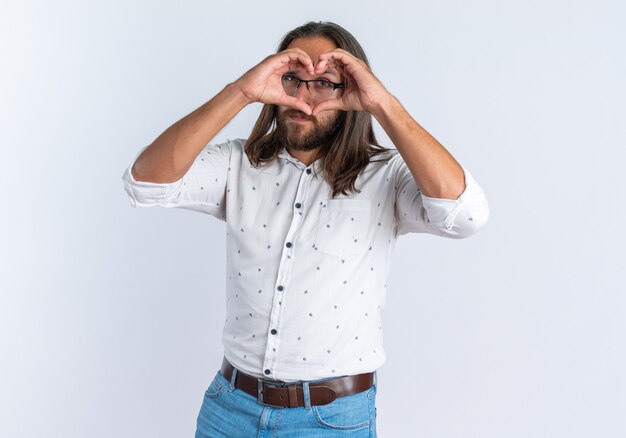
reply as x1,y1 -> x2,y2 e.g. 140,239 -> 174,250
282,109 -> 314,122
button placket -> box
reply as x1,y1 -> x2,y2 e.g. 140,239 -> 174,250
261,167 -> 313,378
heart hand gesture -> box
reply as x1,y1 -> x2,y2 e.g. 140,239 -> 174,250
233,48 -> 315,116
310,49 -> 391,116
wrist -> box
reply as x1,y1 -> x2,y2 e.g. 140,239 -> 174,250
369,92 -> 399,121
226,81 -> 255,107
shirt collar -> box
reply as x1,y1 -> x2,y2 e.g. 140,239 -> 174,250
278,147 -> 324,172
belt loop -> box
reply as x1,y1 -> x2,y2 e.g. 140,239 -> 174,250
374,370 -> 377,389
229,367 -> 238,390
302,381 -> 311,410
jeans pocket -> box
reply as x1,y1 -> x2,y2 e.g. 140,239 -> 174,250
204,370 -> 231,398
311,388 -> 372,430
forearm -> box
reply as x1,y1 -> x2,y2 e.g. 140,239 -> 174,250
131,83 -> 250,183
372,95 -> 465,199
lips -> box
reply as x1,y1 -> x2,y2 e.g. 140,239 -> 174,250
288,111 -> 311,122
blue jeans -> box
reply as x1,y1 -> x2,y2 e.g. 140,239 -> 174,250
194,368 -> 378,437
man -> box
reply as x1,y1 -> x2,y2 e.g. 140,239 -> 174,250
122,21 -> 488,437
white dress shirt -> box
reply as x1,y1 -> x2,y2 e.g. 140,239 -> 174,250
122,138 -> 489,382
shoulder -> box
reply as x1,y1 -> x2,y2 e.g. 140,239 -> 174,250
203,138 -> 246,160
229,138 -> 247,150
362,147 -> 400,174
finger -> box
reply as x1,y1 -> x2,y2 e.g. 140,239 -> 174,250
318,48 -> 352,58
311,98 -> 344,116
314,62 -> 347,83
279,96 -> 313,115
265,50 -> 311,74
317,49 -> 355,64
317,50 -> 363,75
314,58 -> 341,75
276,49 -> 315,75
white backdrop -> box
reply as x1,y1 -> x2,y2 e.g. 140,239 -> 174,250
1,0 -> 625,436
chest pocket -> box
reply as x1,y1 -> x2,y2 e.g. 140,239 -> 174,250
315,199 -> 371,258
237,172 -> 280,229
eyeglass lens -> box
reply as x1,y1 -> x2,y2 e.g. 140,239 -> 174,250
281,76 -> 339,99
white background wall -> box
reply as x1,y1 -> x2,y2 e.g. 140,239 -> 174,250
1,0 -> 624,436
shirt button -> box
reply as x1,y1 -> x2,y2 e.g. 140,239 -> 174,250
306,168 -> 312,174
264,369 -> 271,375
295,202 -> 302,209
271,329 -> 277,335
277,285 -> 284,291
286,242 -> 292,248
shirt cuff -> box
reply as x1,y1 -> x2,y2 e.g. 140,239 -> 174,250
420,166 -> 489,237
121,148 -> 185,207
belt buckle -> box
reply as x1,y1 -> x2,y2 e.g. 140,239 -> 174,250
257,378 -> 285,408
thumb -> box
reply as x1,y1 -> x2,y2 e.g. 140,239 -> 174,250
311,99 -> 344,116
278,96 -> 313,115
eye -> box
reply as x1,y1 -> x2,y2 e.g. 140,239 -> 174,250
313,80 -> 333,89
282,75 -> 299,82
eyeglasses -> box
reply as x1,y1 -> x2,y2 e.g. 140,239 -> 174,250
281,74 -> 345,100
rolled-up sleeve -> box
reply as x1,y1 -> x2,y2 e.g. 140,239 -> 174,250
121,139 -> 232,221
393,153 -> 489,238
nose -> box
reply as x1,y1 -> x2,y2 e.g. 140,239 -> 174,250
293,81 -> 313,104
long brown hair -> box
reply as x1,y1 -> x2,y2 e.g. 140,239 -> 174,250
244,21 -> 393,197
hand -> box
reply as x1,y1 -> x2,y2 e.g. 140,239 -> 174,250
310,49 -> 391,116
234,48 -> 315,115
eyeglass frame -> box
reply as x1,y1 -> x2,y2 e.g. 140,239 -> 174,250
281,74 -> 346,97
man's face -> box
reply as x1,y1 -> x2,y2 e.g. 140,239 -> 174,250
276,37 -> 344,152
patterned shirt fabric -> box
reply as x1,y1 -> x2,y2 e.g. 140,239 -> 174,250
121,138 -> 489,382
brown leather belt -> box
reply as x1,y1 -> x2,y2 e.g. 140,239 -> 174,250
220,356 -> 374,408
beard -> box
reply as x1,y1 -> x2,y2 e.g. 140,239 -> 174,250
275,108 -> 343,152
